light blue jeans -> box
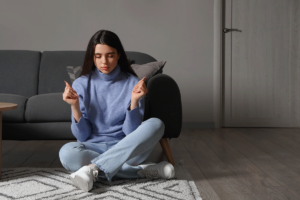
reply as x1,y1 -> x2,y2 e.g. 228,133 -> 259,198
59,117 -> 165,182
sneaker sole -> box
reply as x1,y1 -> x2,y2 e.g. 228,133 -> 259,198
69,174 -> 89,192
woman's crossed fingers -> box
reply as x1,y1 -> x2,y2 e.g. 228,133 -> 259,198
64,81 -> 79,99
133,77 -> 146,93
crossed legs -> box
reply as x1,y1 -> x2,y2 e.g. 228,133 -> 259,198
59,118 -> 165,182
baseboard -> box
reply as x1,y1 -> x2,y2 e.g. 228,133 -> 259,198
182,122 -> 215,129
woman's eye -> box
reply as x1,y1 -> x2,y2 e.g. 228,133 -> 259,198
95,55 -> 113,58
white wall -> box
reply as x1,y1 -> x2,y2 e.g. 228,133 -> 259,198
0,0 -> 215,128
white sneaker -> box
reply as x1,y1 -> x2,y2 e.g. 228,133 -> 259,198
137,161 -> 175,179
69,165 -> 99,192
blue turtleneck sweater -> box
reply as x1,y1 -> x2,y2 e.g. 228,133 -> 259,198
70,64 -> 145,143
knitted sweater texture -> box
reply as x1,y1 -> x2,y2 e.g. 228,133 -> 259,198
71,64 -> 145,143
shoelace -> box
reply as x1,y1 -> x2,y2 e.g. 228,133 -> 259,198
141,169 -> 159,179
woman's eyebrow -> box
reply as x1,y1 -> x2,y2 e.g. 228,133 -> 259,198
95,52 -> 115,55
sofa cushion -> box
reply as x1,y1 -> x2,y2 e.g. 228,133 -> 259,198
0,93 -> 27,122
0,50 -> 41,97
38,51 -> 86,95
25,93 -> 71,122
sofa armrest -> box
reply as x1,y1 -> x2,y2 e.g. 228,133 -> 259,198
144,74 -> 182,138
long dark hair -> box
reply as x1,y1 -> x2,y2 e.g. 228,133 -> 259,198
80,30 -> 137,77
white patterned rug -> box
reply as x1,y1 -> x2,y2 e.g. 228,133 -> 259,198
0,160 -> 202,200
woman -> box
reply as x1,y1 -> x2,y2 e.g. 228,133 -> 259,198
59,30 -> 175,192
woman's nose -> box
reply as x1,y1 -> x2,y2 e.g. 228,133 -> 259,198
102,56 -> 107,63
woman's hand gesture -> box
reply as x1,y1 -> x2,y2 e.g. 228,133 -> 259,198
63,81 -> 79,106
131,77 -> 148,101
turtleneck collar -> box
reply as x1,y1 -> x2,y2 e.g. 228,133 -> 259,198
95,64 -> 121,81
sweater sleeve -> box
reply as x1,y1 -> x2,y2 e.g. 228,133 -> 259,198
70,82 -> 92,142
122,96 -> 145,135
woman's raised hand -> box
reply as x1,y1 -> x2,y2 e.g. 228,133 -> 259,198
131,77 -> 148,101
63,81 -> 79,106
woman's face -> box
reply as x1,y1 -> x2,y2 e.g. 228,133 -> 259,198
94,44 -> 120,74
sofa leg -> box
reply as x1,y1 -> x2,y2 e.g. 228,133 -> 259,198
159,138 -> 175,166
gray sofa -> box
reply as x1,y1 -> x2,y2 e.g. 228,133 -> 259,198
0,50 -> 182,142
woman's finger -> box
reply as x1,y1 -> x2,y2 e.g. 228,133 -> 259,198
64,81 -> 70,87
68,90 -> 77,97
139,79 -> 145,84
70,92 -> 79,98
139,82 -> 145,87
137,77 -> 145,84
135,86 -> 141,91
68,87 -> 78,96
67,94 -> 77,99
64,81 -> 73,89
71,90 -> 79,97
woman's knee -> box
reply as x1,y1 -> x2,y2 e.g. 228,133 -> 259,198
59,142 -> 81,163
59,142 -> 94,171
148,117 -> 165,137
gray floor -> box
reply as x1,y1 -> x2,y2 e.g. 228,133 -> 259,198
2,128 -> 300,200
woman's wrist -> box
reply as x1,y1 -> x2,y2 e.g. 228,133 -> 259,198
71,102 -> 81,122
130,98 -> 139,110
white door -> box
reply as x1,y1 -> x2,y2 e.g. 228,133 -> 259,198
223,0 -> 300,127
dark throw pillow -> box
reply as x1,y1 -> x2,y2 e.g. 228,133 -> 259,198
130,61 -> 166,84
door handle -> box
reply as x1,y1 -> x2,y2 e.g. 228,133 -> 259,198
223,28 -> 242,33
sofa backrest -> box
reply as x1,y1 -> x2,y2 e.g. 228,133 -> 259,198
38,51 -> 86,94
0,50 -> 159,96
38,51 -> 158,94
0,50 -> 41,97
